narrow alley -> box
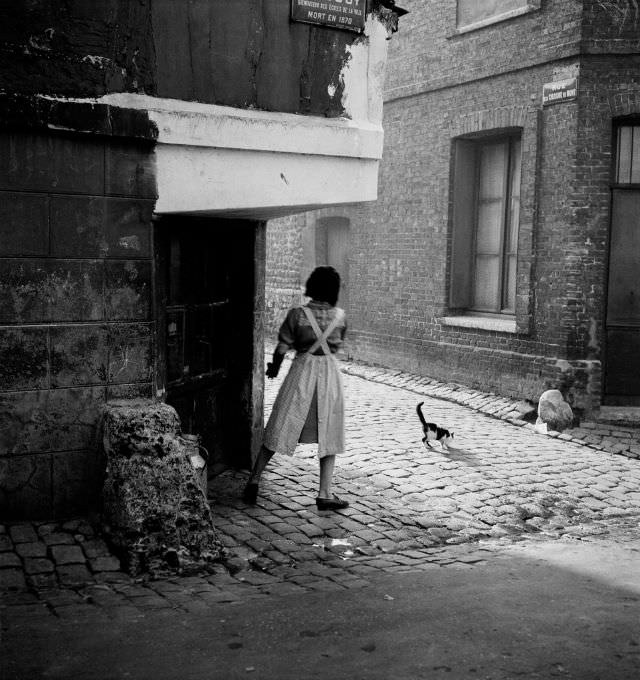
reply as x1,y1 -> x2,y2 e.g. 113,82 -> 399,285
2,358 -> 640,679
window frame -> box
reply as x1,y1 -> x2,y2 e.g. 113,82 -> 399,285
614,123 -> 640,187
449,130 -> 523,317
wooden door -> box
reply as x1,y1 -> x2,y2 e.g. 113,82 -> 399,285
605,190 -> 640,404
156,218 -> 230,466
155,217 -> 264,474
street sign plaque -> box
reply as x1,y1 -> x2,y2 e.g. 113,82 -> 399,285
542,77 -> 578,106
291,0 -> 366,33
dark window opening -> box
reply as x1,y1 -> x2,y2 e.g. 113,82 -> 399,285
164,225 -> 230,387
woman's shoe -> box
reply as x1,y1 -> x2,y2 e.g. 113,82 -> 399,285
243,483 -> 259,504
315,495 -> 349,511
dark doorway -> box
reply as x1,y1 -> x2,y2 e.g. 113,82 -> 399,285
605,124 -> 640,405
155,217 -> 265,473
316,216 -> 350,310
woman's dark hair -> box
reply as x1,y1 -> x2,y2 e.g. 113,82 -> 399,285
305,266 -> 341,306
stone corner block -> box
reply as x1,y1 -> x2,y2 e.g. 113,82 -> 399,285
100,399 -> 224,576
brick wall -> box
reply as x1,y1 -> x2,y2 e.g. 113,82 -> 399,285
583,0 -> 640,50
0,130 -> 156,519
343,49 -> 609,411
265,213 -> 308,334
385,0 -> 582,101
265,0 -> 640,415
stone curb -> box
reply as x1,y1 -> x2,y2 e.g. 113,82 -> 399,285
334,356 -> 640,461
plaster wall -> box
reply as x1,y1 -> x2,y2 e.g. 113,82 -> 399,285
0,0 -> 387,119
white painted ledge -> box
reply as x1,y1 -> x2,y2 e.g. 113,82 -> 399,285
51,93 -> 385,219
95,93 -> 384,160
142,96 -> 384,218
154,144 -> 379,217
440,316 -> 518,333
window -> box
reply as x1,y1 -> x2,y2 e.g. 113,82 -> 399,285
450,133 -> 522,315
457,0 -> 532,30
615,125 -> 640,184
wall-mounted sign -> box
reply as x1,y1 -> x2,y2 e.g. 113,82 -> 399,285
291,0 -> 366,33
542,77 -> 578,106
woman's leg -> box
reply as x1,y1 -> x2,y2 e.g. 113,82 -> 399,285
316,455 -> 348,510
318,454 -> 336,499
243,445 -> 274,503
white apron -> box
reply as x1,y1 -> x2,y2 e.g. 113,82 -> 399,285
262,307 -> 345,458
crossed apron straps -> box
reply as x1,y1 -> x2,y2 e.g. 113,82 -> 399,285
301,306 -> 343,356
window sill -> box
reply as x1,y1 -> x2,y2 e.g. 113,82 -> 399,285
451,2 -> 541,36
440,315 -> 518,333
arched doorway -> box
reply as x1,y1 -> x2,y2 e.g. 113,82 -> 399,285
316,216 -> 350,311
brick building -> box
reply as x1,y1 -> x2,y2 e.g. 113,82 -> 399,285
0,0 -> 403,519
266,0 -> 640,419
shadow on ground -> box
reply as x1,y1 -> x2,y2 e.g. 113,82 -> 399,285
3,538 -> 640,680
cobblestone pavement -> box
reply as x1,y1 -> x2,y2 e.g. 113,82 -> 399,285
2,357 -> 640,622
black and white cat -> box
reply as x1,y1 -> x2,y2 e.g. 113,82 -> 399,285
416,402 -> 454,451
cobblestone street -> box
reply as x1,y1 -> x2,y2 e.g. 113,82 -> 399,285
5,3 -> 640,678
210,357 -> 640,592
2,357 -> 640,623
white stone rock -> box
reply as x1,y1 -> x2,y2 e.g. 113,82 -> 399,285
537,389 -> 574,432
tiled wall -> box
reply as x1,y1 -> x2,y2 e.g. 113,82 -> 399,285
0,131 -> 157,519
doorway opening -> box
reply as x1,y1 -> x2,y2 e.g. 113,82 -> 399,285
154,216 -> 264,473
316,216 -> 350,311
604,123 -> 640,405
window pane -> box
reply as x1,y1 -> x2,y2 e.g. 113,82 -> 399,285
617,127 -> 633,183
477,200 -> 503,253
506,139 -> 521,252
473,255 -> 500,310
479,143 -> 506,199
507,196 -> 520,252
474,141 -> 506,311
503,254 -> 517,312
458,0 -> 527,27
632,128 -> 640,183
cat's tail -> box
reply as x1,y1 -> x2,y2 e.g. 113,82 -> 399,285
416,402 -> 428,427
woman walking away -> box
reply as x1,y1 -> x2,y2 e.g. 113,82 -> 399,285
243,266 -> 349,511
